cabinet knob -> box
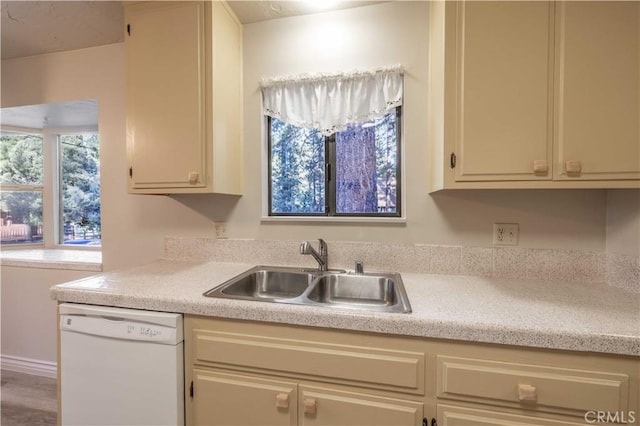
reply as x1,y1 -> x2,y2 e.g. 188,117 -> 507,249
275,393 -> 289,409
532,160 -> 548,175
188,172 -> 199,184
518,384 -> 537,402
565,160 -> 582,175
304,398 -> 317,415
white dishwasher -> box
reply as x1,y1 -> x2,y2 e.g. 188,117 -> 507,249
59,303 -> 184,426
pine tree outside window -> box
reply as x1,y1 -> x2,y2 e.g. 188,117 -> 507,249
262,65 -> 403,217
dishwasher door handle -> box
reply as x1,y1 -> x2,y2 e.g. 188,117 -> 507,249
60,314 -> 180,344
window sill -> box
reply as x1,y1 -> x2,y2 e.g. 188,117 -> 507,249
0,248 -> 102,272
261,216 -> 406,224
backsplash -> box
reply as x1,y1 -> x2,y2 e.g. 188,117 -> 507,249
164,237 -> 639,293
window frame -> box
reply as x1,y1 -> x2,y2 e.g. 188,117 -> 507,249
266,107 -> 402,219
54,130 -> 101,247
0,127 -> 45,248
0,126 -> 101,251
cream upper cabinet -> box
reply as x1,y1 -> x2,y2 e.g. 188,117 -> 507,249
554,1 -> 640,181
125,1 -> 242,194
428,1 -> 640,190
453,1 -> 554,182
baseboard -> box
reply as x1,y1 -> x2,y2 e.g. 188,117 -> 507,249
1,354 -> 57,379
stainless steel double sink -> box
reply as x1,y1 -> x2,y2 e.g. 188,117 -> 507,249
204,265 -> 412,314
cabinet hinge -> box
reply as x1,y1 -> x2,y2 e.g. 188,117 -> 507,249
189,381 -> 194,398
127,24 -> 131,36
450,152 -> 456,169
129,167 -> 133,178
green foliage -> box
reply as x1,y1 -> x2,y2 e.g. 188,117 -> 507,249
0,133 -> 101,239
0,134 -> 43,185
60,134 -> 101,230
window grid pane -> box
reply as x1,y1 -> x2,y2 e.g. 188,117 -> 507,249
1,132 -> 45,245
59,133 -> 101,246
335,113 -> 398,215
270,118 -> 325,214
0,190 -> 43,245
0,133 -> 43,185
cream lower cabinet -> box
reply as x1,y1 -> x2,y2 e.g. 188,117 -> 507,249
185,316 -> 427,426
191,370 -> 297,426
435,354 -> 637,425
428,1 -> 640,190
185,316 -> 639,426
190,370 -> 423,426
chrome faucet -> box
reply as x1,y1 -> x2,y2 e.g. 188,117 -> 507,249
300,239 -> 328,271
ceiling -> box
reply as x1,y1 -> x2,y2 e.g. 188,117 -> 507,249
1,1 -> 125,60
227,1 -> 385,24
1,1 -> 387,60
1,100 -> 98,130
0,1 -> 385,127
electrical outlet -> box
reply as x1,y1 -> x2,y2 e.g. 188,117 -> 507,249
214,222 -> 228,239
493,223 -> 519,245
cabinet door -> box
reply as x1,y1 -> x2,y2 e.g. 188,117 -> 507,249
191,370 -> 297,426
454,1 -> 554,182
299,386 -> 423,426
554,1 -> 640,181
126,2 -> 206,190
437,404 -> 588,426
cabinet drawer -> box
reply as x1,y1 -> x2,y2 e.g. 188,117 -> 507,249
192,329 -> 425,394
437,404 -> 587,426
437,356 -> 629,414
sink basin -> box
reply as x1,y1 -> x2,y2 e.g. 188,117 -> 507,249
306,274 -> 401,307
203,266 -> 316,300
204,266 -> 411,314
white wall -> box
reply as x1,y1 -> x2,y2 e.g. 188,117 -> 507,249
606,189 -> 640,257
1,267 -> 95,364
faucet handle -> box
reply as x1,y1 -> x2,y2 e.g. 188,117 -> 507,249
355,260 -> 364,274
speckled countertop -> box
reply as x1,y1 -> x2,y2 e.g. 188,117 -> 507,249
50,259 -> 640,357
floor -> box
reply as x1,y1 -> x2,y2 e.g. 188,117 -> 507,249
1,370 -> 57,426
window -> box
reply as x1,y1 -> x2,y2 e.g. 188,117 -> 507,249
58,133 -> 101,245
0,132 -> 44,244
0,129 -> 101,247
262,64 -> 404,218
269,108 -> 400,216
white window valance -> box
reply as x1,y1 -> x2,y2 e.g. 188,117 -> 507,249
261,64 -> 404,136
